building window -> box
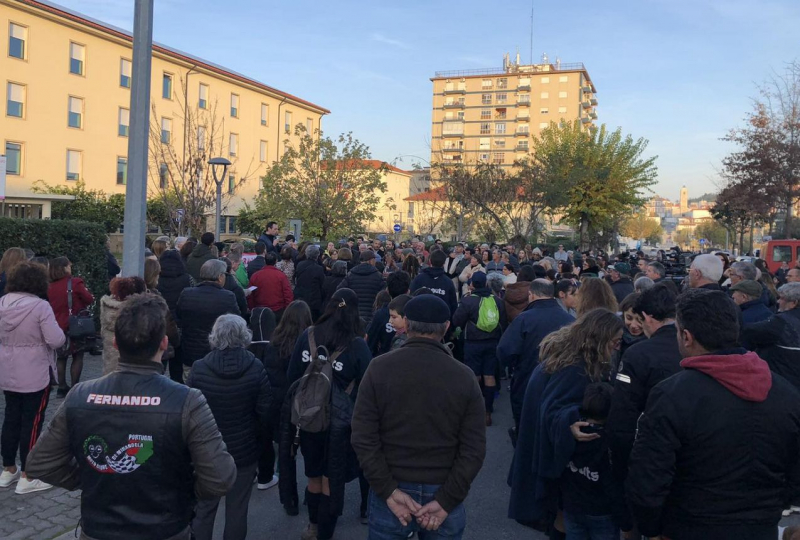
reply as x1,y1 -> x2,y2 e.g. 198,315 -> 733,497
494,139 -> 506,148
6,82 -> 25,118
66,150 -> 81,181
68,96 -> 83,128
284,111 -> 292,133
227,216 -> 237,234
229,133 -> 238,157
306,118 -> 313,133
261,103 -> 268,126
558,91 -> 567,98
69,42 -> 85,75
199,83 -> 208,109
481,79 -> 492,89
480,109 -> 491,120
159,163 -> 168,188
479,153 -> 489,162
197,126 -> 206,151
541,92 -> 549,99
492,152 -> 505,164
8,23 -> 26,60
558,106 -> 567,113
540,107 -> 549,114
118,107 -> 129,137
518,140 -> 529,150
442,122 -> 463,136
120,58 -> 131,88
541,76 -> 550,84
497,78 -> 508,89
480,122 -> 490,135
260,140 -> 267,162
519,78 -> 531,86
230,93 -> 239,118
539,122 -> 549,129
559,75 -> 569,82
4,142 -> 21,175
495,122 -> 506,135
161,117 -> 172,144
116,157 -> 127,185
481,93 -> 492,105
228,173 -> 235,194
457,111 -> 465,120
479,138 -> 490,150
518,125 -> 530,134
162,73 -> 173,100
495,108 -> 507,119
496,93 -> 507,104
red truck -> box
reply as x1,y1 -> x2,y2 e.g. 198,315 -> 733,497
765,239 -> 800,274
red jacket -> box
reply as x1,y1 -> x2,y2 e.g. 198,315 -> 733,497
248,265 -> 293,312
48,276 -> 94,331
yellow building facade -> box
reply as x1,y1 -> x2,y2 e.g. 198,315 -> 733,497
364,162 -> 412,235
1,0 -> 328,233
430,53 -> 597,167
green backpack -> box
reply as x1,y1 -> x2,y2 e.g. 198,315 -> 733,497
476,296 -> 500,333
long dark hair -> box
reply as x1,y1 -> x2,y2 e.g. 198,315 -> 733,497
271,301 -> 312,360
314,288 -> 363,352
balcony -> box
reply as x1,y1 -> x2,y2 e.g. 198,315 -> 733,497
517,114 -> 530,121
443,102 -> 465,109
444,87 -> 466,95
581,117 -> 592,124
590,97 -> 598,106
518,84 -> 531,91
515,144 -> 530,152
443,116 -> 464,122
516,129 -> 530,136
443,147 -> 464,153
582,101 -> 592,109
582,85 -> 592,93
441,131 -> 464,138
590,110 -> 598,119
517,100 -> 531,107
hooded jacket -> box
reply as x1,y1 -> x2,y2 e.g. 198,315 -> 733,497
452,288 -> 506,341
337,263 -> 386,323
185,243 -> 215,283
293,259 -> 326,313
742,308 -> 800,390
503,281 -> 531,323
626,349 -> 800,540
0,292 -> 66,393
157,250 -> 193,314
410,266 -> 458,315
187,347 -> 273,467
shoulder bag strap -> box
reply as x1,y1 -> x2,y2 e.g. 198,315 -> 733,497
306,326 -> 317,359
67,277 -> 73,314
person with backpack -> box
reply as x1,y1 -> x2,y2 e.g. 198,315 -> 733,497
452,271 -> 506,426
285,288 -> 371,540
410,249 -> 458,315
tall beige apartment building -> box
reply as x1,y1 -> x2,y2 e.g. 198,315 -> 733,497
1,0 -> 328,234
430,53 -> 597,167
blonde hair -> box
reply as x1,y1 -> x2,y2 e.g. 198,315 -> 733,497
576,277 -> 618,316
0,247 -> 27,275
541,308 -> 623,381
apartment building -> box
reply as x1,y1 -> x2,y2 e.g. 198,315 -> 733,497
1,0 -> 328,233
430,53 -> 597,167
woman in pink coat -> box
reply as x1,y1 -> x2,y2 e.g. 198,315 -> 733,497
0,261 -> 65,495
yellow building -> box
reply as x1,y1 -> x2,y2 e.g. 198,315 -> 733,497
360,161 -> 413,235
430,53 -> 597,167
1,0 -> 328,234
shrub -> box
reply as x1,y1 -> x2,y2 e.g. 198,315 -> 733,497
0,218 -> 110,309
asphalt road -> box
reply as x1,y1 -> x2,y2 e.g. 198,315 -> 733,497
210,386 -> 540,540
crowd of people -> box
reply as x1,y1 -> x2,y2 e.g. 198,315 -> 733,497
0,227 -> 798,540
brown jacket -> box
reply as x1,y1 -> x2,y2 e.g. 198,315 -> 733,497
504,280 -> 531,323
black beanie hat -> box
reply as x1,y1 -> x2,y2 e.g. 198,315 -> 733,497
404,295 -> 450,324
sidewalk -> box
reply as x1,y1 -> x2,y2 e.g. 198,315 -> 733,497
0,354 -> 103,540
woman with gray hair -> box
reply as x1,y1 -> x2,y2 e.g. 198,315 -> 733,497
294,244 -> 326,320
187,314 -> 273,540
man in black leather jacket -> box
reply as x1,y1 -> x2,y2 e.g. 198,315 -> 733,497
25,294 -> 236,540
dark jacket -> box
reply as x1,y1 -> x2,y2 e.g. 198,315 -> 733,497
187,347 -> 272,467
246,255 -> 266,279
452,288 -> 506,341
366,306 -> 394,357
609,276 -> 635,305
497,299 -> 574,424
106,249 -> 120,280
257,233 -> 278,256
503,281 -> 531,323
740,298 -> 773,325
293,259 -> 326,313
286,328 -> 371,391
176,282 -> 240,366
223,273 -> 248,319
157,251 -> 193,314
185,244 -> 215,283
25,361 -> 236,540
627,350 -> 800,540
322,274 -> 345,307
352,337 -> 486,513
338,263 -> 386,323
743,308 -> 800,390
410,267 -> 458,315
607,323 -> 682,481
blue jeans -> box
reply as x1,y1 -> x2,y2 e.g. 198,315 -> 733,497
563,511 -> 618,540
368,483 -> 466,540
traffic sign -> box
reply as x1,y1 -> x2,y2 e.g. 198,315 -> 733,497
393,224 -> 402,233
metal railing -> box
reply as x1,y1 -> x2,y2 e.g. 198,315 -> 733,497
434,62 -> 587,79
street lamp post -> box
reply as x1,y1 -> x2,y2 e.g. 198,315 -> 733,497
208,157 -> 231,240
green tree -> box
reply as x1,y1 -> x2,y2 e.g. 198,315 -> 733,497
240,126 -> 387,240
694,220 -> 728,248
32,180 -> 125,233
620,211 -> 664,245
674,229 -> 693,249
532,121 -> 658,251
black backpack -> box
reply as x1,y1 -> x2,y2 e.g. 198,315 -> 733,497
290,327 -> 342,433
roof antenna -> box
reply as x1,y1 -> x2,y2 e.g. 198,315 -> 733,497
529,0 -> 534,65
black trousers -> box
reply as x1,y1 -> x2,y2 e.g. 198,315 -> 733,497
1,387 -> 51,471
257,416 -> 278,483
